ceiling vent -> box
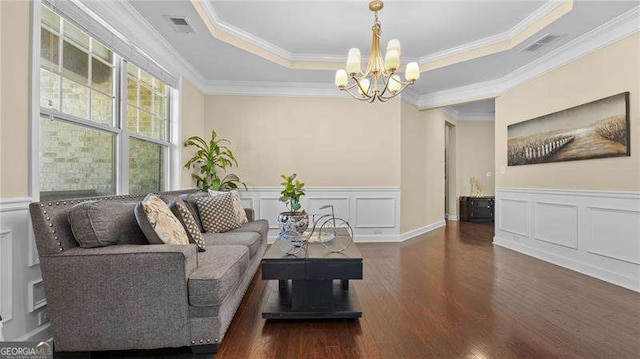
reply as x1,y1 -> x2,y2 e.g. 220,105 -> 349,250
165,16 -> 195,34
520,34 -> 562,52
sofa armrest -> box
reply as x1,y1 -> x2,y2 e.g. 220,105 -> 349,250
40,244 -> 197,351
244,208 -> 254,222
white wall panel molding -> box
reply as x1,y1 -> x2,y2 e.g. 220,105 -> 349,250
27,279 -> 46,313
0,197 -> 48,340
354,197 -> 396,229
0,230 -> 14,324
587,206 -> 640,265
241,187 -> 402,242
494,187 -> 640,292
497,198 -> 530,237
0,197 -> 32,212
533,201 -> 579,249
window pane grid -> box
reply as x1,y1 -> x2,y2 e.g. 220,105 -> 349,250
125,62 -> 169,142
39,4 -> 173,200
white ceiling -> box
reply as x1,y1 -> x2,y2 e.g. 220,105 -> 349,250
128,0 -> 639,112
210,1 -> 545,57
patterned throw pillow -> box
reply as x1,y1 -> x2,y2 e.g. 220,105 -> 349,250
208,189 -> 249,224
170,199 -> 207,252
196,193 -> 241,233
141,194 -> 189,245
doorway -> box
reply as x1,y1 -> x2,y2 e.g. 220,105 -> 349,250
445,122 -> 457,220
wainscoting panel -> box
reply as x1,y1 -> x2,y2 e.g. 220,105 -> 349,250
306,197 -> 350,223
494,188 -> 640,292
258,197 -> 288,229
240,187 -> 402,242
354,197 -> 396,229
498,198 -> 529,236
0,229 -> 13,324
534,201 -> 579,249
587,206 -> 640,265
0,197 -> 51,341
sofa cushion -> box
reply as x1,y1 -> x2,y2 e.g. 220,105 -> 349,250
179,192 -> 209,233
68,200 -> 148,248
208,189 -> 248,224
196,193 -> 241,233
136,194 -> 189,245
229,219 -> 269,242
171,199 -> 206,252
188,245 -> 249,307
202,232 -> 261,258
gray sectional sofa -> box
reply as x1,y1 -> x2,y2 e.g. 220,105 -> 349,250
28,190 -> 268,354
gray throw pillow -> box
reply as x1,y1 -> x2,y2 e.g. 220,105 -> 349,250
170,198 -> 207,252
68,200 -> 148,248
179,192 -> 209,232
196,193 -> 241,233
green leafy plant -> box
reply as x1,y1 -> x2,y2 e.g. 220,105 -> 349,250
183,130 -> 246,192
279,173 -> 306,213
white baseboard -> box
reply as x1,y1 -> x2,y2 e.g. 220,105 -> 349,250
494,236 -> 640,292
400,220 -> 446,242
447,214 -> 459,221
14,323 -> 52,342
267,220 -> 446,244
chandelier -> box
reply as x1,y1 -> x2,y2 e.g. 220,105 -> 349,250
334,0 -> 420,102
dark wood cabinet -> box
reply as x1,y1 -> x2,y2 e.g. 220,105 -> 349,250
459,196 -> 495,222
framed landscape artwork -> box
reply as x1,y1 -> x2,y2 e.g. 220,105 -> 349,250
507,92 -> 630,166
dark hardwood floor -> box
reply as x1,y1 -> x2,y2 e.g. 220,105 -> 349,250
59,221 -> 640,358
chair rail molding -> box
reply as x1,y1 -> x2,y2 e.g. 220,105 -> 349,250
493,187 -> 640,293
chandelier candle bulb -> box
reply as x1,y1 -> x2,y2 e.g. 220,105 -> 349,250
388,75 -> 402,93
387,39 -> 401,56
357,78 -> 370,96
384,49 -> 400,71
346,48 -> 362,74
335,69 -> 348,87
405,62 -> 420,81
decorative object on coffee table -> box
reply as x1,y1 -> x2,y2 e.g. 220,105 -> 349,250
184,129 -> 246,191
277,173 -> 309,233
276,217 -> 305,256
307,205 -> 354,253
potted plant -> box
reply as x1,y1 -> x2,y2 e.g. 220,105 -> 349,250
277,173 -> 309,233
183,130 -> 246,192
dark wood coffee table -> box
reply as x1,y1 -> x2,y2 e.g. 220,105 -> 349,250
261,240 -> 363,319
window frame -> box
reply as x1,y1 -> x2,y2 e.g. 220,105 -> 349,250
31,3 -> 176,201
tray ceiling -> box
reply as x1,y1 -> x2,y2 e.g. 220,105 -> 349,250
127,0 -> 639,100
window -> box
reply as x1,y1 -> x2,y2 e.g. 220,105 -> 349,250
38,4 -> 172,201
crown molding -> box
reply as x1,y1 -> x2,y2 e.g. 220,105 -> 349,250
441,107 -> 494,122
399,88 -> 420,107
417,5 -> 640,109
418,0 -> 572,67
190,0 -> 572,72
441,106 -> 459,120
457,112 -> 495,122
79,0 -> 206,90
